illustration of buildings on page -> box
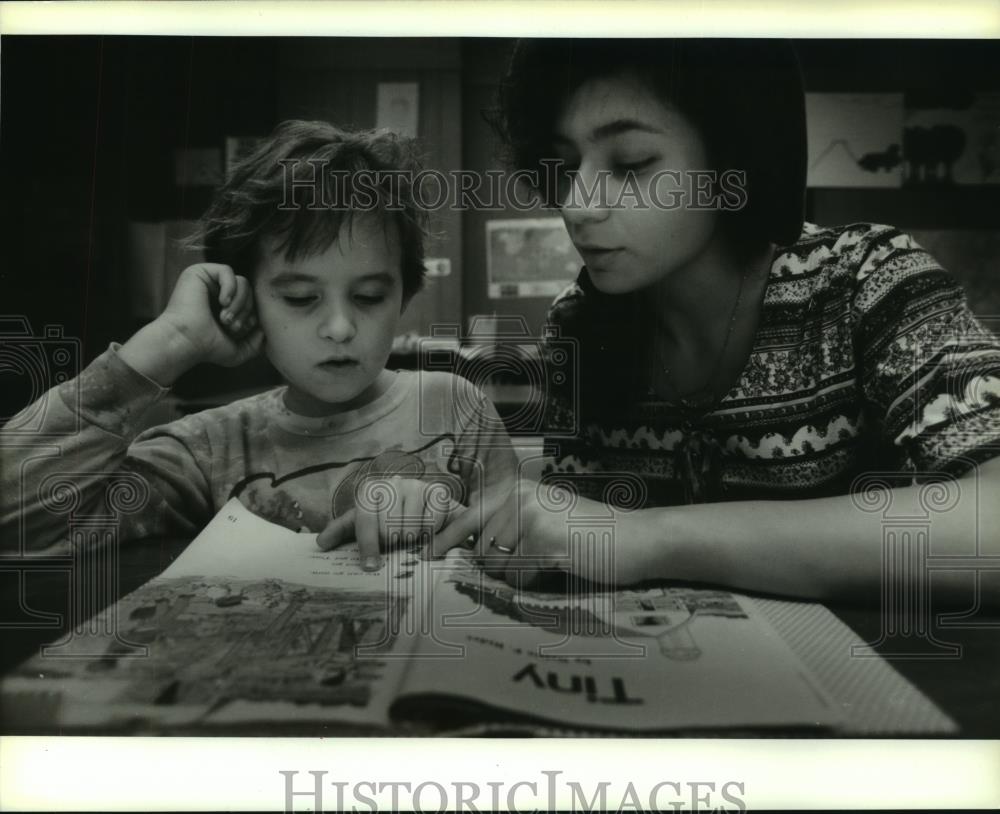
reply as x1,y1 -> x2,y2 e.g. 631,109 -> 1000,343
2,499 -> 424,730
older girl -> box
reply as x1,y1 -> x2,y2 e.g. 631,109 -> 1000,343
434,39 -> 1000,602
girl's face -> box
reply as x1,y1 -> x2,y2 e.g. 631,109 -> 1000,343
552,73 -> 722,294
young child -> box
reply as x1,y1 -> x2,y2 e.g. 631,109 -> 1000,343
2,120 -> 517,570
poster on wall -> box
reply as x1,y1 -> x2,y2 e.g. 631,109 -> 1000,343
902,91 -> 1000,186
806,93 -> 905,187
375,82 -> 419,138
486,218 -> 583,299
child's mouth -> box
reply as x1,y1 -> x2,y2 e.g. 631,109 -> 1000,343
319,359 -> 358,370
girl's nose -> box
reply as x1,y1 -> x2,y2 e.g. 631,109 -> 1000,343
559,165 -> 611,226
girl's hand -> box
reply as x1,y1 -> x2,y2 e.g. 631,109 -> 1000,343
429,477 -> 650,589
317,476 -> 465,572
157,263 -> 264,369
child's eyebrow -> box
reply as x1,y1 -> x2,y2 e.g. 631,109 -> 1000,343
554,118 -> 666,145
353,272 -> 396,286
269,272 -> 318,286
269,271 -> 397,287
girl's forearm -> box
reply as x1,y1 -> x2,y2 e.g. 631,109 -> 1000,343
631,459 -> 1000,603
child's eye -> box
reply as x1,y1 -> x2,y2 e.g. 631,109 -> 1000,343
283,295 -> 318,307
354,294 -> 386,306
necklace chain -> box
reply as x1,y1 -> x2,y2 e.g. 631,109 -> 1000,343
656,262 -> 752,411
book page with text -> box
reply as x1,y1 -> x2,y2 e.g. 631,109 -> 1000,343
394,558 -> 843,732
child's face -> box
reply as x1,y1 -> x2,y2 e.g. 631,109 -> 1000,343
253,216 -> 404,416
552,73 -> 720,294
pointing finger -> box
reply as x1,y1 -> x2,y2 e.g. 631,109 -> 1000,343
355,483 -> 385,571
317,508 -> 357,551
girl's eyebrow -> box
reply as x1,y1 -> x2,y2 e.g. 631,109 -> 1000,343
554,118 -> 666,145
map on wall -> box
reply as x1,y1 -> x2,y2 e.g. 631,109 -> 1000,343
486,218 -> 583,299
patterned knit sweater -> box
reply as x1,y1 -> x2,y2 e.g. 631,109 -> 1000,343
541,222 -> 1000,506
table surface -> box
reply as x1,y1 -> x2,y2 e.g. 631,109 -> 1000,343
2,536 -> 998,737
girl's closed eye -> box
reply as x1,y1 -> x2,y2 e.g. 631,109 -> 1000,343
612,155 -> 657,175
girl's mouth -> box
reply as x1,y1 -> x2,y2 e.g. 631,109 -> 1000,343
578,247 -> 622,268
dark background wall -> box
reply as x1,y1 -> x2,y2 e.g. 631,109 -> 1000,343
2,37 -> 999,422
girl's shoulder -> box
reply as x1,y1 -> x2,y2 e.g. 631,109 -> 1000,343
769,221 -> 949,304
547,277 -> 588,319
775,221 -> 937,280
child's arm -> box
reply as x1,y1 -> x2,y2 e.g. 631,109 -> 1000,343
118,262 -> 261,386
1,263 -> 262,552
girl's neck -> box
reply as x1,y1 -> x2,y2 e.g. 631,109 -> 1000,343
642,238 -> 774,405
647,238 -> 773,350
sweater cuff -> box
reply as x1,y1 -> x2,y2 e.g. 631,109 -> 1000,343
58,342 -> 170,439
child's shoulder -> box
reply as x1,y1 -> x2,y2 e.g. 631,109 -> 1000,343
161,386 -> 284,435
413,368 -> 489,404
404,369 -> 496,435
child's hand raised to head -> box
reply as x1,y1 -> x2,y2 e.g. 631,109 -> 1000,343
119,263 -> 264,387
160,263 -> 263,367
317,476 -> 465,572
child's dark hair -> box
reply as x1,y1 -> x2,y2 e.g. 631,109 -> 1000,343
488,38 -> 807,263
189,120 -> 428,302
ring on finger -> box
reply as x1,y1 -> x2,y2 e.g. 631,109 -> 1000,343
490,536 -> 515,554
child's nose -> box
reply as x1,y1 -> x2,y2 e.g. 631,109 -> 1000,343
317,306 -> 356,343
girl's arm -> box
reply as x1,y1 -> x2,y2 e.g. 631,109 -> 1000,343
430,457 -> 1000,605
627,456 -> 1000,603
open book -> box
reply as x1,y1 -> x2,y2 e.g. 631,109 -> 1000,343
2,499 -> 843,733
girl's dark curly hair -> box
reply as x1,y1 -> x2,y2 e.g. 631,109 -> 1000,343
488,38 -> 807,262
188,119 -> 429,302
487,39 -> 808,417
